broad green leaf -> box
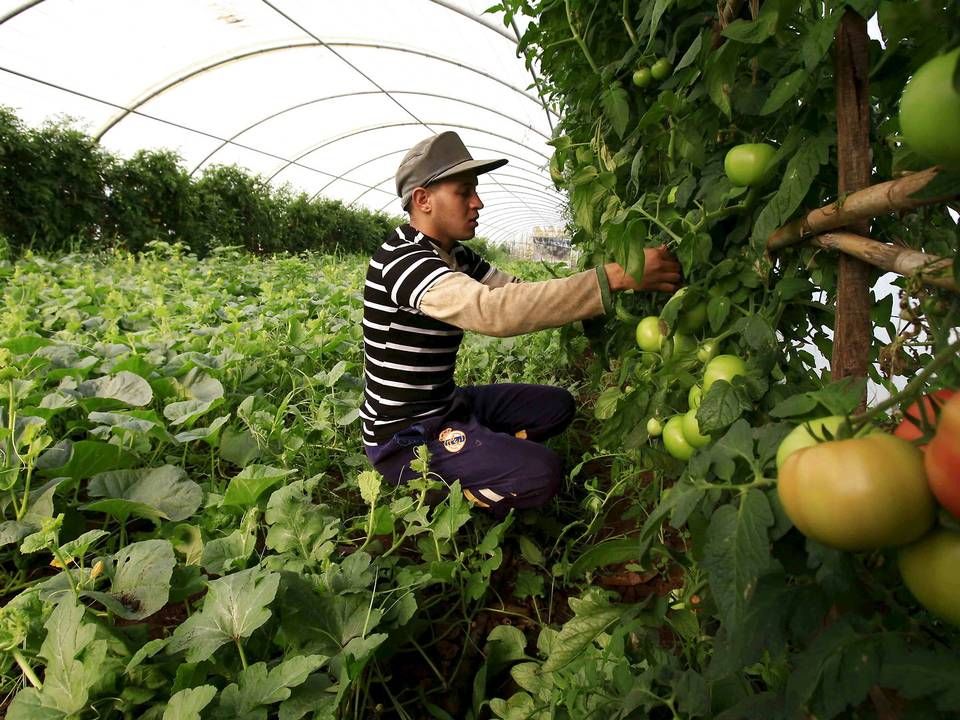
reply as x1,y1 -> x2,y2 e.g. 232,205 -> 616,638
264,480 -> 338,569
167,567 -> 281,664
214,655 -> 327,720
162,685 -> 217,720
702,490 -> 777,626
58,529 -> 109,562
513,568 -> 545,599
594,386 -> 621,420
219,426 -> 260,467
705,41 -> 741,118
222,464 -> 294,508
600,83 -> 630,139
485,625 -> 528,670
430,481 -> 472,540
542,591 -> 627,672
722,0 -> 782,43
201,509 -> 258,575
277,674 -> 336,720
36,439 -> 138,480
75,371 -> 153,407
751,130 -> 833,246
357,469 -> 381,506
83,539 -> 175,620
675,29 -> 704,71
126,637 -> 170,674
163,370 -> 225,426
697,381 -> 750,433
173,414 -> 230,443
516,535 -> 544,565
567,537 -> 641,579
759,68 -> 809,115
85,465 -> 202,522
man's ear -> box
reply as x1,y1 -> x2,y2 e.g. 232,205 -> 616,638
410,186 -> 431,214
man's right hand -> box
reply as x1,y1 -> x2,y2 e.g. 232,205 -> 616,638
605,245 -> 682,293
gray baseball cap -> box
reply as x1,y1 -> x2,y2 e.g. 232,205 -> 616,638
396,131 -> 508,210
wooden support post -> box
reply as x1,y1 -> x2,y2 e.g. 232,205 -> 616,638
831,10 -> 873,395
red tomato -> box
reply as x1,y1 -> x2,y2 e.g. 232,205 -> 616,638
894,389 -> 956,445
924,392 -> 960,520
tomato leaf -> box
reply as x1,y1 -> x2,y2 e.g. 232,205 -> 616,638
542,591 -> 631,672
697,381 -> 751,434
702,490 -> 778,627
759,68 -> 809,115
600,83 -> 630,139
705,41 -> 741,118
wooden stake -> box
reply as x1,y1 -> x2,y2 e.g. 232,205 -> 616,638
831,10 -> 873,392
812,233 -> 957,293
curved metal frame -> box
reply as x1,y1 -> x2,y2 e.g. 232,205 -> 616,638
190,89 -> 550,176
91,41 -> 553,141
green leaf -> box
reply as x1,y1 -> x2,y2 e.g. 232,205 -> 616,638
36,439 -> 138,480
202,509 -> 258,575
8,598 -> 104,718
594,386 -> 621,420
163,370 -> 225,426
76,371 -> 153,407
567,537 -> 642,579
801,10 -> 844,70
675,30 -> 704,71
163,685 -> 218,720
722,0 -> 782,43
751,130 -> 833,247
516,535 -> 544,565
357,469 -> 381,507
167,567 -> 280,664
600,83 -> 630,139
214,656 -> 327,720
743,315 -> 776,350
701,490 -> 777,626
542,591 -> 628,672
278,674 -> 336,720
264,480 -> 338,569
708,296 -> 731,332
430,481 -> 472,540
83,539 -> 175,620
222,464 -> 295,508
173,415 -> 230,443
705,41 -> 741,118
697,381 -> 750,434
125,637 -> 170,674
759,68 -> 809,115
85,465 -> 202,522
513,568 -> 545,600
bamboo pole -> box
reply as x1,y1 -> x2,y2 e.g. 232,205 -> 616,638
767,167 -> 954,251
811,232 -> 957,293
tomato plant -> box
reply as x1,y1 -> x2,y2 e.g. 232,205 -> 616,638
899,528 -> 960,627
924,392 -> 960,520
778,434 -> 935,551
723,143 -> 777,187
899,47 -> 960,169
650,57 -> 672,80
681,408 -> 710,448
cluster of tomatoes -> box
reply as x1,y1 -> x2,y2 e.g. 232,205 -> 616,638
777,391 -> 960,627
631,57 -> 672,89
635,308 -> 741,461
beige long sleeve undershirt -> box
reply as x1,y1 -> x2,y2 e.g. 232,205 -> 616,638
419,268 -> 606,338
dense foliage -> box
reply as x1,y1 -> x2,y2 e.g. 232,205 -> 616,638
0,108 -> 401,257
0,247 -> 598,719
484,0 -> 960,716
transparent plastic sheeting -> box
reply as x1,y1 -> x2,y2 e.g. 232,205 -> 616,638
0,0 -> 565,245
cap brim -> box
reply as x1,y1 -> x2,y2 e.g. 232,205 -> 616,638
431,157 -> 508,184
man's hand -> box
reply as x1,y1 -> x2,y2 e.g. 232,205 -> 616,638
604,245 -> 682,293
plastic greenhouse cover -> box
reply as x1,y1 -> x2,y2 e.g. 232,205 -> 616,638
0,0 -> 566,247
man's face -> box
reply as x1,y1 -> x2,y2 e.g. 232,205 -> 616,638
423,172 -> 483,243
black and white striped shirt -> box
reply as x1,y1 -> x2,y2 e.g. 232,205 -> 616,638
360,224 -> 495,445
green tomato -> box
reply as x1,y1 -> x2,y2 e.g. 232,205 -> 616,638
651,58 -> 672,81
677,302 -> 708,334
702,354 -> 747,392
724,143 -> 777,187
662,415 -> 695,460
899,528 -> 960,627
681,409 -> 711,448
776,415 -> 853,469
899,47 -> 960,169
635,316 -> 667,352
632,67 -> 652,88
688,384 -> 702,410
647,417 -> 663,437
697,340 -> 718,364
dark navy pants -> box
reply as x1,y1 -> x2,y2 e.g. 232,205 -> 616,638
365,384 -> 575,516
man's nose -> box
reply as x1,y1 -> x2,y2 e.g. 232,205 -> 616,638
471,192 -> 484,210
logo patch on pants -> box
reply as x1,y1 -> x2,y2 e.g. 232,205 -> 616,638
438,427 -> 466,453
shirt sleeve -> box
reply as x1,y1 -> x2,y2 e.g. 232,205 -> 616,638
381,245 -> 454,311
418,268 -> 608,337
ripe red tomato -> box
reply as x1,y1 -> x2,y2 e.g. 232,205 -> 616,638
777,434 -> 935,551
894,389 -> 956,445
898,528 -> 960,627
924,392 -> 960,520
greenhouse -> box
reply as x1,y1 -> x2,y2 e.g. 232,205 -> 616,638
1,1 -> 959,718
